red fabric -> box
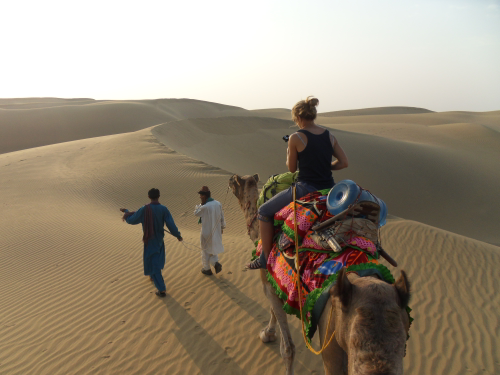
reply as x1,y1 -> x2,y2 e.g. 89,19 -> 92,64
122,204 -> 155,247
142,204 -> 154,247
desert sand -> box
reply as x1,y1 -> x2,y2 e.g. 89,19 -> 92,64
0,98 -> 498,374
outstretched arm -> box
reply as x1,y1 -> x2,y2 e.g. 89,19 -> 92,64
164,207 -> 182,240
123,206 -> 145,225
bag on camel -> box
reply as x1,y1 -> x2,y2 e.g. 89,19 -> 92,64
256,171 -> 299,209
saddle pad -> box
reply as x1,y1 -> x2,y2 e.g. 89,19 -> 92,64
252,192 -> 392,339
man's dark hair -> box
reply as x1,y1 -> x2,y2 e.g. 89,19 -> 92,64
148,188 -> 160,200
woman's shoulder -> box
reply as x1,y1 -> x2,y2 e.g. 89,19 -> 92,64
299,126 -> 330,135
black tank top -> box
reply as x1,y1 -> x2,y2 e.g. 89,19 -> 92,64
297,129 -> 334,190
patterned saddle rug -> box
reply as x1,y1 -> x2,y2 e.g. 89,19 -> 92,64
252,190 -> 410,340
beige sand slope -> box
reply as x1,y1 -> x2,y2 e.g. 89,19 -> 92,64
319,106 -> 434,117
0,123 -> 499,375
250,106 -> 434,120
152,112 -> 500,245
0,98 -> 249,154
0,101 -> 499,375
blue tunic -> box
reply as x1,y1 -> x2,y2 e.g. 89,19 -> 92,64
125,203 -> 181,276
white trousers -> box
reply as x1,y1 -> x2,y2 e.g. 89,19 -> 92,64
201,251 -> 219,271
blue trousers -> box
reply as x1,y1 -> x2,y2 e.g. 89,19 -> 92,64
151,271 -> 166,292
258,181 -> 318,221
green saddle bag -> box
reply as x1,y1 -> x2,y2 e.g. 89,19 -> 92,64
256,171 -> 298,209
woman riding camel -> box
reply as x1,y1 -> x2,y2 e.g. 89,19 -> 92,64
247,96 -> 349,269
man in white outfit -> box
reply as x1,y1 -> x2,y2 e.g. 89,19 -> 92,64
194,186 -> 226,275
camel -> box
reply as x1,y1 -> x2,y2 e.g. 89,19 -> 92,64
229,174 -> 411,375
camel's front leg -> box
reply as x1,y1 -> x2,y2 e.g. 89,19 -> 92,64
266,285 -> 295,375
259,307 -> 277,343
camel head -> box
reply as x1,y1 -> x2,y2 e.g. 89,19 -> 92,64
331,268 -> 411,375
228,174 -> 260,242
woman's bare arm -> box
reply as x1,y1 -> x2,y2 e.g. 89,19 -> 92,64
286,133 -> 300,172
331,136 -> 348,170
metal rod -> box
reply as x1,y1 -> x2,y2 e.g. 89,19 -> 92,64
311,206 -> 354,232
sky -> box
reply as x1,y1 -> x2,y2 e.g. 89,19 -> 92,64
1,0 -> 499,112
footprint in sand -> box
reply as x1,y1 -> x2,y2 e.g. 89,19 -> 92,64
227,271 -> 232,275
223,358 -> 231,364
102,356 -> 110,359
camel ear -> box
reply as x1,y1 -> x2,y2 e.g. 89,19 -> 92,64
394,270 -> 411,308
331,268 -> 352,307
252,174 -> 259,184
231,175 -> 242,186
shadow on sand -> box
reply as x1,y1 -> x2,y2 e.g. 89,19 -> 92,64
206,274 -> 311,374
162,294 -> 246,375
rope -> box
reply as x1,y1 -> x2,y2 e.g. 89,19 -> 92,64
293,184 -> 336,355
164,229 -> 202,252
222,185 -> 230,208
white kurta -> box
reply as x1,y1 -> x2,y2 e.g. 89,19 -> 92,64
194,200 -> 226,255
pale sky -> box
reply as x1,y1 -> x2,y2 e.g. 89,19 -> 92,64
1,0 -> 499,112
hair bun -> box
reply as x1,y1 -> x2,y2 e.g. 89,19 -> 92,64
292,97 -> 319,122
306,96 -> 319,108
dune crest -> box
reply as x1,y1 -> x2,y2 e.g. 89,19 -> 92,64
0,98 -> 498,374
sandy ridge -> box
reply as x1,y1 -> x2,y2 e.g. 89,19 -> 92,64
0,101 -> 499,374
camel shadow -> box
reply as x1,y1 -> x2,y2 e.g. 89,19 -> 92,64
161,294 -> 246,375
207,275 -> 311,374
207,275 -> 271,326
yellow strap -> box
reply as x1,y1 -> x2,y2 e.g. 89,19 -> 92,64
293,184 -> 336,355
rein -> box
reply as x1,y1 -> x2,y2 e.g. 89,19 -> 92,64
293,184 -> 336,355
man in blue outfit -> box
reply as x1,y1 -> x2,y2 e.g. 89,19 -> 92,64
120,188 -> 182,297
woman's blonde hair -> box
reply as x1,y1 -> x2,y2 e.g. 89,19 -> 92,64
292,96 -> 319,123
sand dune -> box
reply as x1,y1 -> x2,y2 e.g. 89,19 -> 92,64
250,106 -> 434,120
320,106 -> 434,117
0,99 -> 499,374
153,114 -> 500,245
316,110 -> 500,131
0,97 -> 97,109
0,99 -> 249,154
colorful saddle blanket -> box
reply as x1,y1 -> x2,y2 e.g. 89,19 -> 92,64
253,190 -> 400,340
